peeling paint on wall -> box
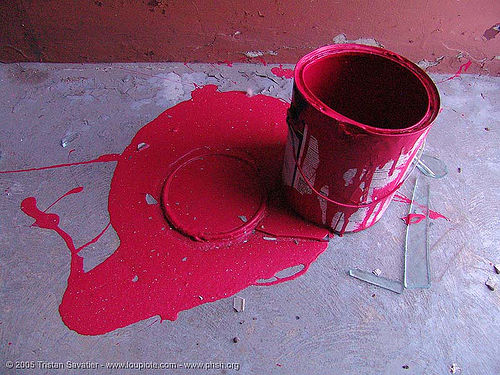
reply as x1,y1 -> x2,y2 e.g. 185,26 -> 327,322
332,33 -> 384,48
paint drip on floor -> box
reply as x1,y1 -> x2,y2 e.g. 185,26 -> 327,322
10,85 -> 330,335
395,193 -> 449,224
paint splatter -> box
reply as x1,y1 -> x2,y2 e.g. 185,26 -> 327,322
394,193 -> 449,223
271,64 -> 294,79
437,60 -> 472,83
43,186 -> 84,213
401,213 -> 426,225
9,85 -> 329,335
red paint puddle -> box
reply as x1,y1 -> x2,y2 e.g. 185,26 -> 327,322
437,60 -> 472,83
8,85 -> 329,335
271,64 -> 294,79
394,193 -> 449,224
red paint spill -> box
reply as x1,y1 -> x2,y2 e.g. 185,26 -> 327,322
438,60 -> 472,83
0,154 -> 121,174
271,64 -> 294,79
13,85 -> 329,335
395,193 -> 449,223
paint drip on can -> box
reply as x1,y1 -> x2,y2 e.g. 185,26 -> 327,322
282,44 -> 440,234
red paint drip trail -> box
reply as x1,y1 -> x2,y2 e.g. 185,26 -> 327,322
21,188 -> 111,277
0,154 -> 121,174
438,60 -> 472,83
44,187 -> 84,212
394,193 -> 449,224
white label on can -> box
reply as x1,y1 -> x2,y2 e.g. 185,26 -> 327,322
293,124 -> 320,195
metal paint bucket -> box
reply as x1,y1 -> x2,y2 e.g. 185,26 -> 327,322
282,44 -> 440,234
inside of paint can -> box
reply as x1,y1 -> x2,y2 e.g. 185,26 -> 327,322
302,52 -> 429,130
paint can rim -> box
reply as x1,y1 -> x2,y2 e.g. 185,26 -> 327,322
294,44 -> 440,136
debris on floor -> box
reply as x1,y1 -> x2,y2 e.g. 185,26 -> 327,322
372,268 -> 382,276
233,296 -> 245,312
60,132 -> 79,148
485,277 -> 496,291
348,269 -> 403,294
450,363 -> 461,373
416,56 -> 445,70
494,264 -> 500,274
232,336 -> 239,343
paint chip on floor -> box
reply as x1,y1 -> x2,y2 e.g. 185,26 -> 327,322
485,277 -> 496,291
263,236 -> 277,241
137,142 -> 149,151
61,132 -> 79,148
233,296 -> 245,312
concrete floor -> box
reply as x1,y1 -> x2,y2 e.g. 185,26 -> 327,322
0,62 -> 499,375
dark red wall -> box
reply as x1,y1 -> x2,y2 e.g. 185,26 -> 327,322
1,0 -> 499,74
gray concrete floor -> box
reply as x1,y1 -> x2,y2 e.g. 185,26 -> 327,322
0,63 -> 499,375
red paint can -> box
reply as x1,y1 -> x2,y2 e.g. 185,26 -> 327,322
282,44 -> 440,234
